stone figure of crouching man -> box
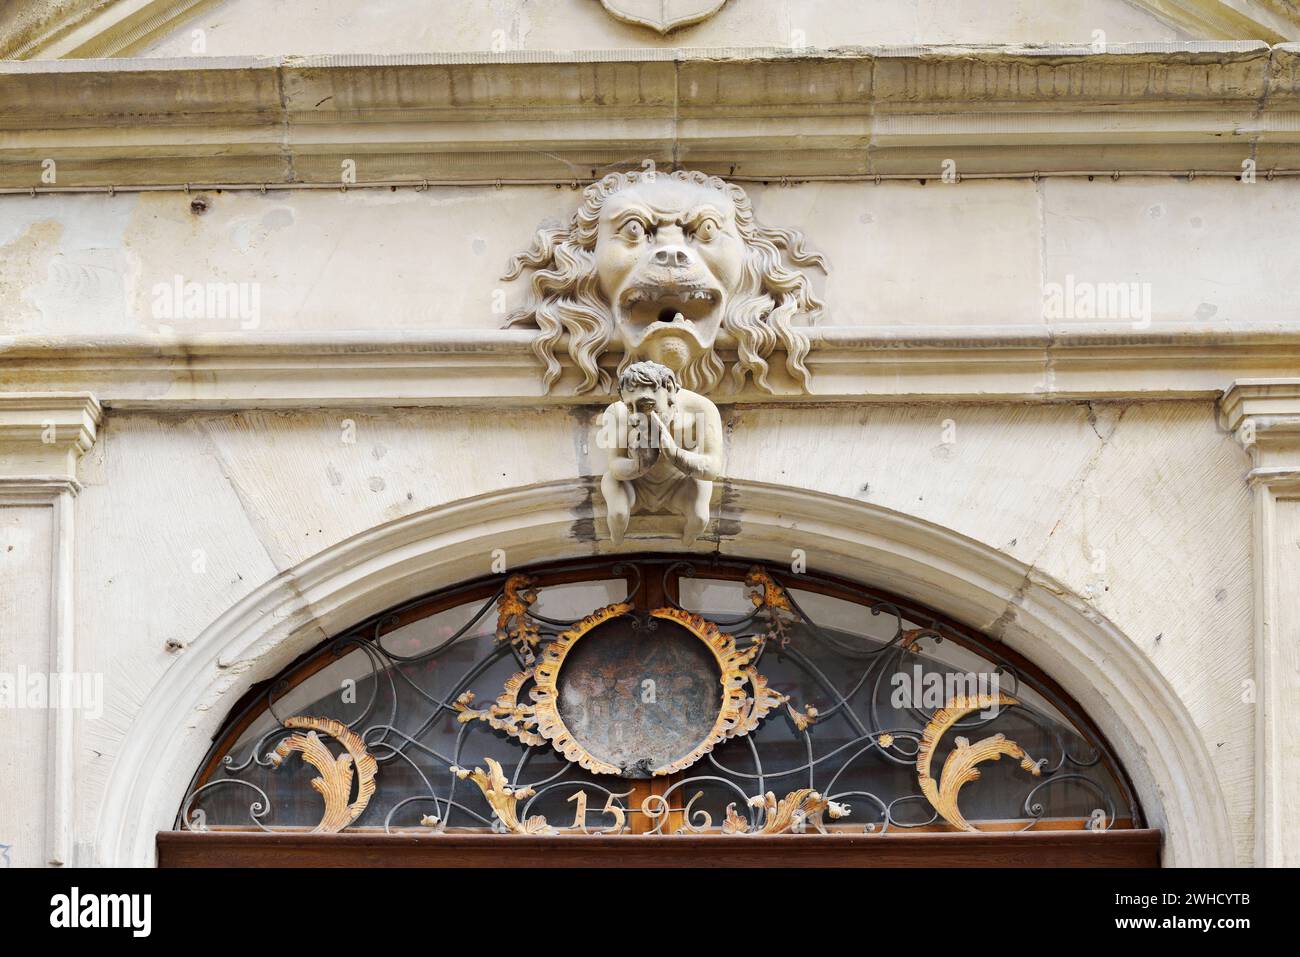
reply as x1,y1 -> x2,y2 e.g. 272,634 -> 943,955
600,361 -> 723,545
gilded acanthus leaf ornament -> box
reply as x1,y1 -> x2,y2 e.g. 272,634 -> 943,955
722,803 -> 748,833
733,663 -> 790,736
267,716 -> 378,833
787,703 -> 820,731
452,757 -> 556,834
451,669 -> 546,747
496,573 -> 542,655
744,565 -> 799,647
916,693 -> 1043,832
745,566 -> 795,616
739,566 -> 818,727
721,789 -> 850,835
899,627 -> 940,654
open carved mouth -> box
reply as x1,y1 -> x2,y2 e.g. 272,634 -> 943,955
617,283 -> 722,346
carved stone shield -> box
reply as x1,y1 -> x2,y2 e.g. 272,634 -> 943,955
600,0 -> 727,34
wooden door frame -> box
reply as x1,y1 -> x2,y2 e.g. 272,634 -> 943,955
157,828 -> 1161,867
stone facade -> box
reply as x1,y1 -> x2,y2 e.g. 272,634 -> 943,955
2,0 -> 1299,867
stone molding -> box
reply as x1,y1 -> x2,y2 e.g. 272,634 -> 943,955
2,326 -> 1299,410
0,392 -> 99,866
1219,377 -> 1300,866
1221,378 -> 1300,481
0,392 -> 102,484
8,43 -> 1300,187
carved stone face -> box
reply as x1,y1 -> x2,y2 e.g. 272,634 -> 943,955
620,378 -> 674,418
594,177 -> 744,376
505,169 -> 825,397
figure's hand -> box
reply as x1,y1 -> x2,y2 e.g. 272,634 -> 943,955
626,412 -> 660,474
649,411 -> 679,456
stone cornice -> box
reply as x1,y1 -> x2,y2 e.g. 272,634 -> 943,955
1220,377 -> 1300,481
0,475 -> 84,499
1220,377 -> 1300,428
0,392 -> 102,483
3,326 -> 1298,410
6,43 -> 1300,188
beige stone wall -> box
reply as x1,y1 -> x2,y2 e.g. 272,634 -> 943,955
134,0 -> 1186,59
0,502 -> 55,867
2,177 -> 1293,338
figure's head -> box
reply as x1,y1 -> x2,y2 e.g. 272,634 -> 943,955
504,169 -> 826,395
618,360 -> 678,417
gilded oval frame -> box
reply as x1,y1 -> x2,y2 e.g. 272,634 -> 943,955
529,602 -> 780,776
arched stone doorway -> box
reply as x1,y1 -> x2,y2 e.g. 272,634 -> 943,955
95,480 -> 1232,866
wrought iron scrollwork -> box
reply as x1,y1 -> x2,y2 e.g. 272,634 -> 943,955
177,557 -> 1139,838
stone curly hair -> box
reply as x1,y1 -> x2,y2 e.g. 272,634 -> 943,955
619,360 -> 678,394
503,169 -> 827,395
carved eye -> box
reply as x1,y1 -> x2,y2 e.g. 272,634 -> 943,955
620,220 -> 646,242
694,218 -> 719,242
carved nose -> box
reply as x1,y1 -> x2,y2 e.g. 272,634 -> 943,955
652,246 -> 691,268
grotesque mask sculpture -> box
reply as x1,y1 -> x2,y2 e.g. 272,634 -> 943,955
505,169 -> 826,396
599,360 -> 722,545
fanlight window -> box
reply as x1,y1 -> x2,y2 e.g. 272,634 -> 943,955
178,557 -> 1140,838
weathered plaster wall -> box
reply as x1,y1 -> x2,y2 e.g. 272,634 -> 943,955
2,178 -> 1294,338
0,502 -> 54,868
134,0 -> 1186,59
66,400 -> 1253,863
